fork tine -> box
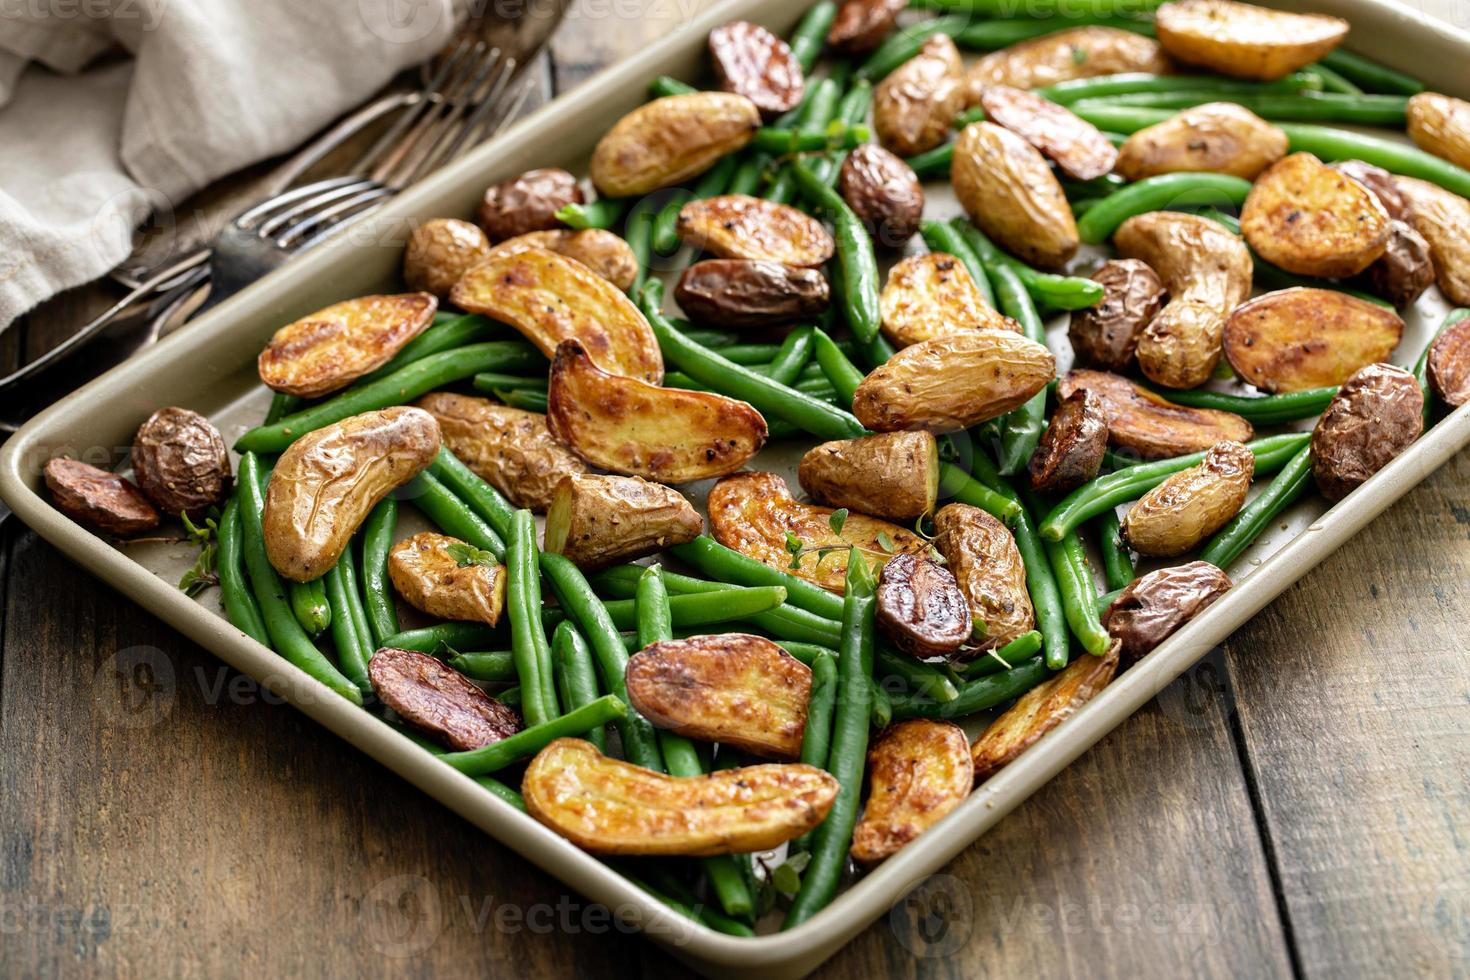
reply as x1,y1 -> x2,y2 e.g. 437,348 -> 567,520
353,37 -> 477,177
368,41 -> 495,186
399,48 -> 513,186
434,55 -> 520,168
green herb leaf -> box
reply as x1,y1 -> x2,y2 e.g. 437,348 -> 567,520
928,545 -> 947,565
828,508 -> 849,535
784,531 -> 804,555
772,861 -> 802,895
971,619 -> 990,642
444,541 -> 497,568
876,531 -> 895,553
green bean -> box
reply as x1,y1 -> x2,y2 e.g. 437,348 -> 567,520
1094,508 -> 1134,592
810,327 -> 864,407
476,776 -> 526,811
447,650 -> 517,683
856,15 -> 971,80
649,75 -> 697,98
791,160 -> 882,343
1039,432 -> 1313,540
937,461 -> 1023,525
427,447 -> 516,539
1199,444 -> 1314,570
359,314 -> 504,385
670,535 -> 845,620
624,872 -> 756,938
913,0 -> 1165,14
654,154 -> 739,253
783,550 -> 876,930
236,454 -> 363,705
991,263 -> 1049,476
961,630 -> 1044,678
1094,587 -> 1124,619
789,0 -> 838,73
1037,71 -> 1321,104
1302,62 -> 1361,95
953,105 -> 987,129
706,342 -> 784,365
857,330 -> 898,369
235,341 -> 541,453
539,552 -> 663,771
641,281 -> 867,440
767,325 -> 817,386
264,392 -> 301,426
811,81 -> 875,186
1029,490 -> 1110,657
472,373 -> 545,396
919,219 -> 996,307
359,496 -> 400,645
439,695 -> 627,775
953,218 -> 1104,310
381,622 -> 504,653
1070,91 -> 1408,125
1148,384 -> 1338,424
905,142 -> 955,179
593,588 -> 789,632
217,496 -> 269,645
492,388 -> 549,412
556,197 -> 629,230
768,78 -> 844,204
497,685 -> 522,709
1415,309 -> 1470,423
799,651 -> 838,770
750,123 -> 869,154
507,511 -> 553,727
727,152 -> 770,196
876,646 -> 960,703
407,471 -> 506,560
1075,173 -> 1254,244
323,545 -> 373,696
625,206 -> 655,296
551,622 -> 607,753
775,641 -> 909,727
1320,48 -> 1424,95
889,654 -> 1050,720
287,578 -> 331,637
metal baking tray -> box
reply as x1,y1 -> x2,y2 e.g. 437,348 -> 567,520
2,0 -> 1468,974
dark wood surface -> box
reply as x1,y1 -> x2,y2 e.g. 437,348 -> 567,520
3,3 -> 1469,978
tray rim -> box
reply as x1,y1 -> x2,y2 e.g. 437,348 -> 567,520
3,0 -> 1470,975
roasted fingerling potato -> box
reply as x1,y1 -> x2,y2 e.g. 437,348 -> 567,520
709,20 -> 805,120
369,648 -> 520,752
932,503 -> 1035,650
879,252 -> 1018,348
798,430 -> 939,522
1067,258 -> 1168,372
676,194 -> 836,267
1406,92 -> 1470,173
1364,220 -> 1436,309
951,121 -> 1079,270
1059,370 -> 1254,460
543,473 -> 703,570
1027,388 -> 1108,495
1104,561 -> 1232,664
875,553 -> 973,659
1116,102 -> 1288,182
873,34 -> 966,157
403,218 -> 491,297
827,0 -> 905,54
979,85 -> 1118,182
44,458 -> 159,537
1223,288 -> 1405,393
839,144 -> 925,248
1311,363 -> 1424,502
388,531 -> 507,627
257,293 -> 437,398
1427,317 -> 1470,407
477,167 -> 583,242
482,229 -> 639,292
675,259 -> 830,327
1329,159 -> 1413,221
1121,440 -> 1255,557
1241,153 -> 1391,279
1395,176 -> 1470,307
966,26 -> 1171,96
589,92 -> 761,198
1154,0 -> 1348,81
851,720 -> 973,864
131,407 -> 231,519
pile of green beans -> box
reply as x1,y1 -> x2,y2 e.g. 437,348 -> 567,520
890,655 -> 1050,720
217,498 -> 270,646
550,623 -> 607,753
508,511 -> 557,727
991,263 -> 1049,475
791,160 -> 883,343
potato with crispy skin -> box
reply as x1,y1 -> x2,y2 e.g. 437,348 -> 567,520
132,406 -> 231,519
1067,259 -> 1167,372
952,122 -> 1078,270
451,246 -> 662,384
589,92 -> 760,197
674,259 -> 830,327
827,0 -> 905,54
708,471 -> 926,594
676,195 -> 835,267
476,168 -> 582,242
1396,176 -> 1470,306
875,554 -> 972,659
971,642 -> 1119,780
1223,288 -> 1404,393
403,218 -> 491,297
263,407 -> 441,582
543,473 -> 703,570
523,738 -> 838,855
1365,220 -> 1436,309
932,503 -> 1034,650
709,20 -> 804,120
1311,363 -> 1424,501
546,341 -> 766,483
1104,561 -> 1232,664
1116,102 -> 1287,181
798,430 -> 939,522
966,26 -> 1170,97
626,634 -> 810,759
853,329 -> 1055,433
873,34 -> 966,157
851,720 -> 973,864
369,648 -> 520,752
44,458 -> 159,536
1242,153 -> 1390,279
416,392 -> 585,513
1406,92 -> 1470,171
979,85 -> 1118,181
1330,159 -> 1412,221
1027,389 -> 1107,495
1121,441 -> 1255,557
1154,0 -> 1348,80
388,532 -> 507,627
1428,317 -> 1470,406
482,229 -> 638,292
1059,370 -> 1254,461
258,293 -> 437,398
839,144 -> 925,248
879,253 -> 1018,348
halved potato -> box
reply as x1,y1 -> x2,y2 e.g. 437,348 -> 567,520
966,26 -> 1171,97
707,470 -> 926,594
1103,561 -> 1232,664
369,648 -> 520,752
1154,0 -> 1349,81
798,430 -> 939,522
1428,317 -> 1470,407
971,641 -> 1119,781
450,246 -> 662,383
589,92 -> 761,197
545,341 -> 766,483
1241,153 -> 1390,278
1116,102 -> 1288,182
1396,176 -> 1470,307
875,553 -> 972,659
1223,288 -> 1404,393
257,293 -> 436,398
979,85 -> 1118,181
1311,363 -> 1424,501
403,219 -> 491,298
1121,441 -> 1255,557
1407,92 -> 1470,172
523,738 -> 838,855
879,253 -> 1017,348
932,503 -> 1034,650
1058,370 -> 1254,461
388,532 -> 507,627
850,720 -> 973,864
951,122 -> 1078,270
543,473 -> 703,570
676,194 -> 835,267
626,634 -> 811,759
852,329 -> 1055,433
482,229 -> 639,291
872,34 -> 966,157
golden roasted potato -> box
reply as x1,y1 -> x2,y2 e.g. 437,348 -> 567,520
709,20 -> 805,119
264,407 -> 441,582
979,85 -> 1118,181
1407,92 -> 1470,172
415,392 -> 585,513
676,194 -> 835,267
476,168 -> 582,243
589,92 -> 760,197
546,341 -> 766,483
875,554 -> 972,659
952,122 -> 1078,270
851,720 -> 973,864
798,430 -> 939,522
451,246 -> 662,384
879,253 -> 1017,348
403,218 -> 491,297
971,641 -> 1118,781
1059,369 -> 1254,461
523,738 -> 838,855
1396,176 -> 1470,306
1241,153 -> 1390,279
1116,102 -> 1287,181
1113,211 -> 1253,389
1428,317 -> 1470,406
873,34 -> 966,157
1120,441 -> 1255,557
1104,561 -> 1232,664
132,406 -> 231,519
707,471 -> 926,594
44,458 -> 159,537
369,648 -> 520,752
626,634 -> 811,759
1027,388 -> 1107,495
482,229 -> 639,292
388,531 -> 507,626
543,473 -> 702,570
1154,0 -> 1348,81
1311,363 -> 1424,501
932,503 -> 1034,649
966,26 -> 1171,97
257,293 -> 437,398
853,329 -> 1055,433
1067,258 -> 1168,372
1223,288 -> 1404,393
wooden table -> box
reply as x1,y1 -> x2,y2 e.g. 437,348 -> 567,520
3,3 -> 1469,977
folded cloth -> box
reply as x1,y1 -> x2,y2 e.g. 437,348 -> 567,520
0,0 -> 463,327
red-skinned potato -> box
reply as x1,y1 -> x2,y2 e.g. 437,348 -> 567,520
1364,220 -> 1436,309
873,34 -> 966,157
979,85 -> 1118,181
798,430 -> 939,522
589,93 -> 760,198
1104,561 -> 1232,664
369,648 -> 520,751
1310,363 -> 1424,501
1116,102 -> 1287,181
827,0 -> 906,54
709,20 -> 804,119
44,458 -> 159,537
1427,317 -> 1470,406
258,293 -> 436,398
546,341 -> 766,483
1067,259 -> 1168,372
543,473 -> 703,570
676,194 -> 835,266
481,229 -> 639,292
1241,153 -> 1390,279
1154,0 -> 1348,81
1223,288 -> 1404,393
932,503 -> 1034,650
851,720 -> 973,864
880,253 -> 1018,348
403,218 -> 491,297
1027,388 -> 1107,495
388,532 -> 507,627
1059,370 -> 1254,461
132,406 -> 231,519
875,554 -> 972,659
966,26 -> 1170,96
674,259 -> 829,327
952,121 -> 1078,270
1121,441 -> 1255,557
477,168 -> 582,242
839,144 -> 925,248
